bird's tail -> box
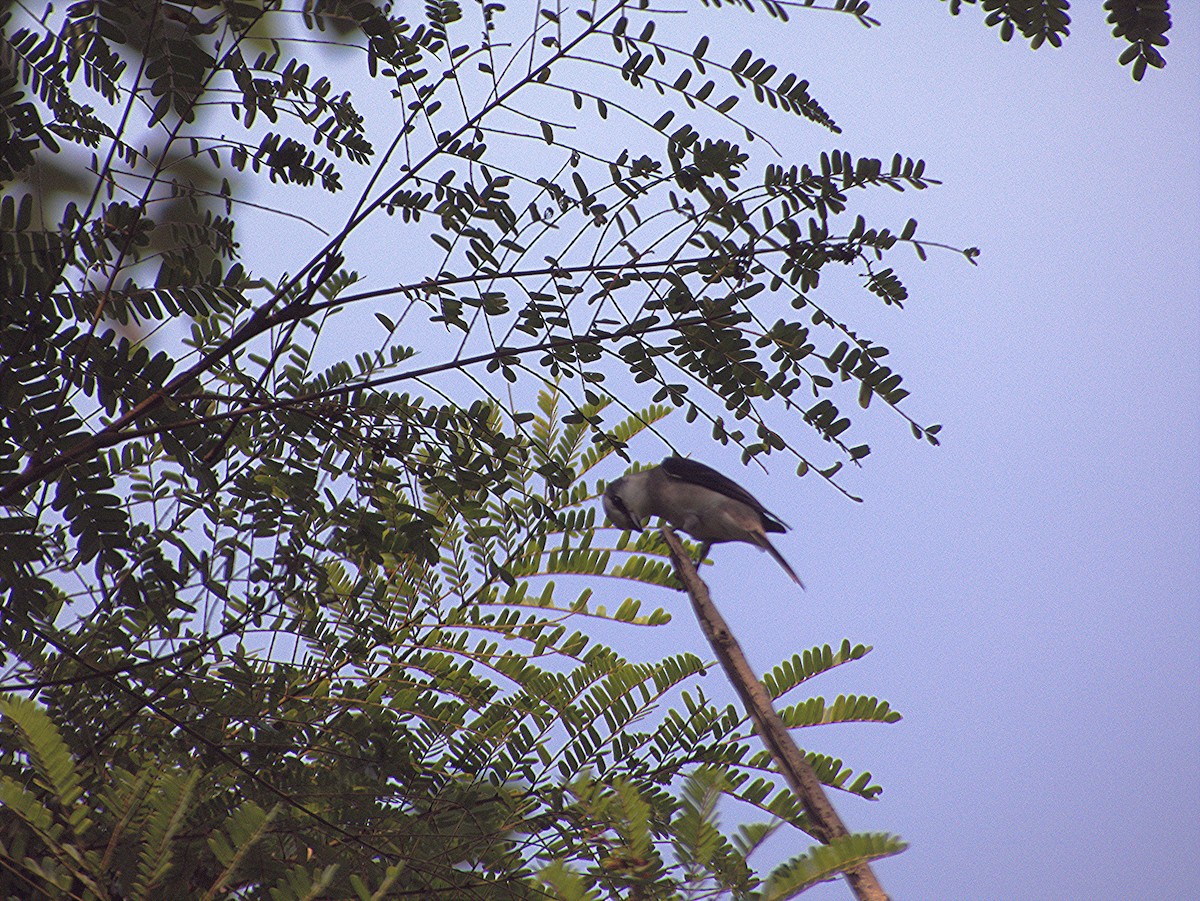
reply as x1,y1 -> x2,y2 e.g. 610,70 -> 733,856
759,536 -> 804,589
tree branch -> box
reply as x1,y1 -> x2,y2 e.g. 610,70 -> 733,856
659,526 -> 890,901
0,312 -> 732,503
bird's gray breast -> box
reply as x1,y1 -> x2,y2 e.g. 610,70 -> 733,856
657,481 -> 755,543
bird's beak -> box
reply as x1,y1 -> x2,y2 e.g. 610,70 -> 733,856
624,507 -> 644,532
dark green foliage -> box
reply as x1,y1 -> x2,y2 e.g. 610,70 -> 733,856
0,395 -> 904,898
942,0 -> 1171,78
1105,0 -> 1171,81
0,0 -> 1160,896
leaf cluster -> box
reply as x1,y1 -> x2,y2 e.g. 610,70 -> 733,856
0,392 -> 904,899
1,0 -> 974,619
941,0 -> 1171,79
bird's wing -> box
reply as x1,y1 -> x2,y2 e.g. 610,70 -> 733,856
660,456 -> 790,532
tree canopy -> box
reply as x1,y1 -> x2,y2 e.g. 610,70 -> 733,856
0,0 -> 1170,898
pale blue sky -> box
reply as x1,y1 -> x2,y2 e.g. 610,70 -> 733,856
232,3 -> 1198,898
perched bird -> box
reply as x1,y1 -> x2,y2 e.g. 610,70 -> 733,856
603,456 -> 803,587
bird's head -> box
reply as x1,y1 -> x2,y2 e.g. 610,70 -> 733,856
603,475 -> 644,532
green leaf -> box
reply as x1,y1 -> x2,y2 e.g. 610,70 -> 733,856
760,833 -> 907,898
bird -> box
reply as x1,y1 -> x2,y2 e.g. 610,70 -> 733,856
603,456 -> 803,587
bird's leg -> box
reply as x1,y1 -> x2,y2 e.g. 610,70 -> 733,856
693,541 -> 711,570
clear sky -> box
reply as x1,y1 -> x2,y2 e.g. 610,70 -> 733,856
235,3 -> 1199,898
